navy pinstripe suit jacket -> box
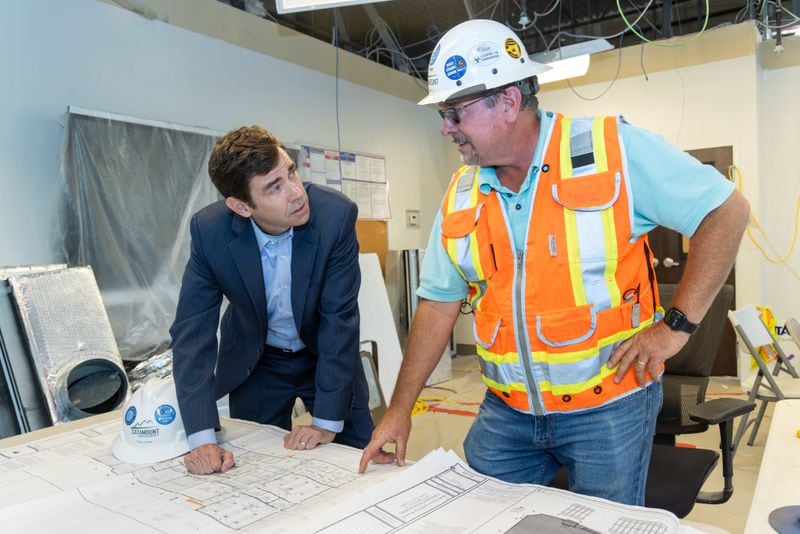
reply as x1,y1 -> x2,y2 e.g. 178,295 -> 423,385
170,183 -> 361,436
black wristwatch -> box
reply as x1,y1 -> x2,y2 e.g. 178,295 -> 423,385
663,307 -> 699,334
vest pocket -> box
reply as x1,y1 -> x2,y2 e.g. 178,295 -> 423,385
442,204 -> 482,237
441,203 -> 496,281
551,170 -> 621,211
534,304 -> 597,348
473,309 -> 502,349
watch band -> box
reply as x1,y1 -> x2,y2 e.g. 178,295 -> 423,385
663,307 -> 699,334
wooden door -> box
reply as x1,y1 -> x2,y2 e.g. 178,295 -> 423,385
647,146 -> 737,376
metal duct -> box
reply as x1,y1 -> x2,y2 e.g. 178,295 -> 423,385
0,265 -> 67,438
9,267 -> 129,424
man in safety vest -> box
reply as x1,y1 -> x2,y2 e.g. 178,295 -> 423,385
359,19 -> 750,506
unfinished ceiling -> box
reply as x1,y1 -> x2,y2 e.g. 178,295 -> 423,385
220,1 -> 796,79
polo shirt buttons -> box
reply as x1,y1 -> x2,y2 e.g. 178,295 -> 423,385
542,164 -> 550,172
515,204 -> 522,210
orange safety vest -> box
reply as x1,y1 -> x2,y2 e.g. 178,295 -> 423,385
440,113 -> 663,415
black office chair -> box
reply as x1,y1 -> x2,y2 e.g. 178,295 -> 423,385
654,283 -> 734,444
551,284 -> 755,518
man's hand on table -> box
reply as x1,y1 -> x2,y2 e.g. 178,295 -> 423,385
184,443 -> 235,475
284,424 -> 335,450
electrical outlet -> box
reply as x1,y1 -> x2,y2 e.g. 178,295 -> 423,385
405,209 -> 420,228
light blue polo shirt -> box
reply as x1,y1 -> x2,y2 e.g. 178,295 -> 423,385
418,110 -> 736,302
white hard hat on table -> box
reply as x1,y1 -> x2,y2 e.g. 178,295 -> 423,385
112,377 -> 190,464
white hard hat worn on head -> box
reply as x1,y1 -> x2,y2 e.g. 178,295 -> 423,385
112,377 -> 190,464
419,19 -> 551,106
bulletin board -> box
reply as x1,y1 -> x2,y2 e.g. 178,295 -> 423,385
288,143 -> 391,220
356,220 -> 388,274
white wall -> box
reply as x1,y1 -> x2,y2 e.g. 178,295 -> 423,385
756,62 -> 800,322
0,0 -> 446,267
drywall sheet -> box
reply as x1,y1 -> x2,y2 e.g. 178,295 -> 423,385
358,253 -> 403,403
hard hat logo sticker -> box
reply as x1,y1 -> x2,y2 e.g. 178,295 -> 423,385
124,406 -> 137,426
469,42 -> 500,65
130,420 -> 159,437
505,38 -> 521,59
444,55 -> 467,80
155,404 -> 176,425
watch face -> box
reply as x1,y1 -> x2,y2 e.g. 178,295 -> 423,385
665,308 -> 686,327
665,307 -> 697,333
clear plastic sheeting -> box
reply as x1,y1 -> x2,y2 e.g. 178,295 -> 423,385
9,266 -> 129,423
53,107 -> 221,360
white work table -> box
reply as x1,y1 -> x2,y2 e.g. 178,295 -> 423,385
0,408 -> 699,533
744,399 -> 800,533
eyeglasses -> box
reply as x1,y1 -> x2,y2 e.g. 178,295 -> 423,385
437,92 -> 498,124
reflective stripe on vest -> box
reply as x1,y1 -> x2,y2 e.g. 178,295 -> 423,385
440,114 -> 661,414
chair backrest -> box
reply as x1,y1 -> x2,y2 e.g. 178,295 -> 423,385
728,304 -> 775,348
655,284 -> 734,439
728,304 -> 799,383
659,283 -> 734,377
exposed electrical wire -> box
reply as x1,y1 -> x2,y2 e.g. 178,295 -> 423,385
254,0 -> 792,83
616,0 -> 710,47
545,0 -> 656,52
623,0 -> 664,38
563,34 -> 625,101
475,0 -> 503,19
639,40 -> 649,81
730,165 -> 800,282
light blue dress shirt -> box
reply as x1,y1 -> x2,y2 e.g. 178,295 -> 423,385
185,219 -> 343,450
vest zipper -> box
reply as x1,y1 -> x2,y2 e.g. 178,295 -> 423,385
514,250 -> 544,416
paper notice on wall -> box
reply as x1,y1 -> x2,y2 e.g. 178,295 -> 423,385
294,143 -> 391,220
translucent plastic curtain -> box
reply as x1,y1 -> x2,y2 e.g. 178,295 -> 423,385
53,108 -> 221,360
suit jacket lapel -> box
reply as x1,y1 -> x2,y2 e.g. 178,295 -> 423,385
292,219 -> 319,334
228,214 -> 267,332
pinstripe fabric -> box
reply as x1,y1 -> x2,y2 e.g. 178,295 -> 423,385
170,183 -> 363,436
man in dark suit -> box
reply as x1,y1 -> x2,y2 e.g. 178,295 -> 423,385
170,125 -> 373,475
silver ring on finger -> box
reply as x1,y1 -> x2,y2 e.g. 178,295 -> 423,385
636,359 -> 647,367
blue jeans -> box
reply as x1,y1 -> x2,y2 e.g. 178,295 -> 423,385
464,382 -> 663,505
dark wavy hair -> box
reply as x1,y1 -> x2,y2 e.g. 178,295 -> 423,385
208,125 -> 285,204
